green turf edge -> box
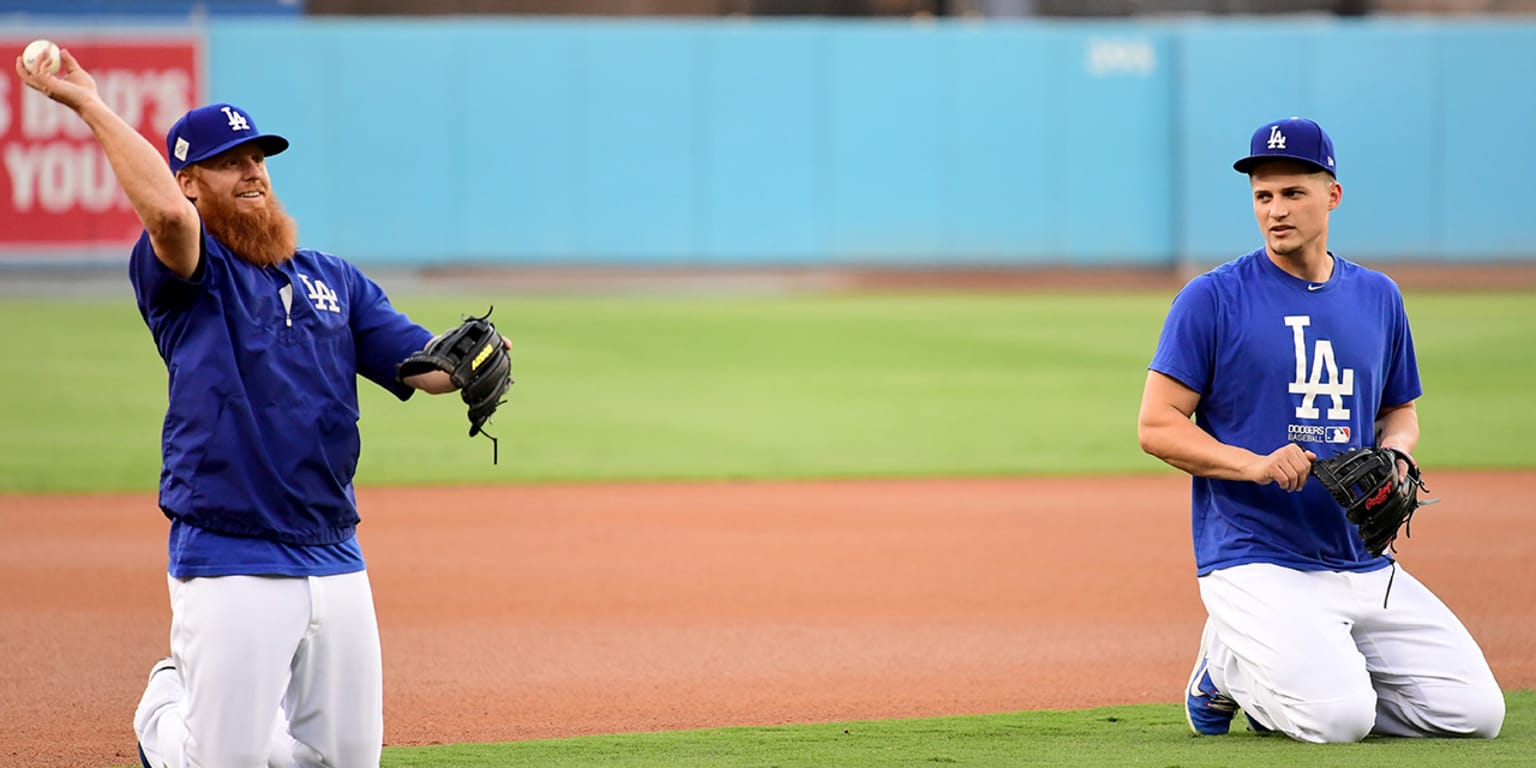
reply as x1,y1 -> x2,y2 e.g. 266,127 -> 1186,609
115,690 -> 1533,768
103,691 -> 1536,768
371,689 -> 1536,767
372,691 -> 1533,768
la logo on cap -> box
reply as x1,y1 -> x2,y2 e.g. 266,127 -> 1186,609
1267,125 -> 1286,149
222,106 -> 251,132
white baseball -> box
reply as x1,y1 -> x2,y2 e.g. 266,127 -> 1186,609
22,39 -> 60,76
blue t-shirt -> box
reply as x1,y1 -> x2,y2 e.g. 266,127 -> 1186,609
166,519 -> 365,578
130,227 -> 434,576
1149,248 -> 1421,576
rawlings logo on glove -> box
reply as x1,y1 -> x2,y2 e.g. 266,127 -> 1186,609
1312,446 -> 1438,557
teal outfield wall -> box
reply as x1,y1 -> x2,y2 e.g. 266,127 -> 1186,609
194,19 -> 1536,266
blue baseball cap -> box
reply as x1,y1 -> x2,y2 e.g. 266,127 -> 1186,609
1233,117 -> 1336,178
165,103 -> 289,173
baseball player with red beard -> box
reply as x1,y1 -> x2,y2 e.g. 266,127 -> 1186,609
17,47 -> 479,768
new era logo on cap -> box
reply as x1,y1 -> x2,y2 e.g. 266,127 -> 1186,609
1234,117 -> 1337,178
165,103 -> 290,173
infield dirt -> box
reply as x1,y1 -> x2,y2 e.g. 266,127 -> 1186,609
2,472 -> 1532,768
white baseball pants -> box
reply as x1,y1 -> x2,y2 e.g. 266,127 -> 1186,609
1198,562 -> 1504,743
135,572 -> 384,768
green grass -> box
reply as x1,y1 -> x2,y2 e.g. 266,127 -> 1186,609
4,291 -> 1534,493
371,691 -> 1534,767
105,691 -> 1536,767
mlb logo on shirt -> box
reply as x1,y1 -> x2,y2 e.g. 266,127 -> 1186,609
1327,426 -> 1351,444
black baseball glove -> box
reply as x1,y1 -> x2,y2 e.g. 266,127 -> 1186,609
1312,446 -> 1437,557
397,309 -> 513,439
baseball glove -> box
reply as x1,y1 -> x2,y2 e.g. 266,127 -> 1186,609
1312,446 -> 1437,557
397,309 -> 513,439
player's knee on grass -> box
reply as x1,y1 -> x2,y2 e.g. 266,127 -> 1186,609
1435,685 -> 1505,739
290,735 -> 382,768
1375,681 -> 1505,738
1285,690 -> 1377,743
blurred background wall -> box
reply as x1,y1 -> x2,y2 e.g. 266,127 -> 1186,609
2,1 -> 1533,268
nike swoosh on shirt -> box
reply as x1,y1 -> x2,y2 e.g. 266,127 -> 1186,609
1307,284 -> 1323,291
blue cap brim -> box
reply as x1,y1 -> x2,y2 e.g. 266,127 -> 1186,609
1234,154 -> 1335,176
181,133 -> 290,169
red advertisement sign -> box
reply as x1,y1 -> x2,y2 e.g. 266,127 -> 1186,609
1,35 -> 202,259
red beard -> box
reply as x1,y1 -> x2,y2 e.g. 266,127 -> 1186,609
198,188 -> 299,268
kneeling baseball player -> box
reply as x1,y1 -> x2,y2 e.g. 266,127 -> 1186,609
17,46 -> 511,767
1137,116 -> 1502,743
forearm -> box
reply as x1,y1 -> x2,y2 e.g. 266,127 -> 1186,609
1139,409 -> 1263,481
1375,403 -> 1419,455
20,49 -> 198,276
404,370 -> 455,395
1137,371 -> 1311,490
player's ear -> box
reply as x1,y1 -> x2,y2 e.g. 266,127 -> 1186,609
176,167 -> 198,201
1327,179 -> 1342,210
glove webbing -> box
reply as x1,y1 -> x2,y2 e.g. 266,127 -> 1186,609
462,306 -> 504,465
